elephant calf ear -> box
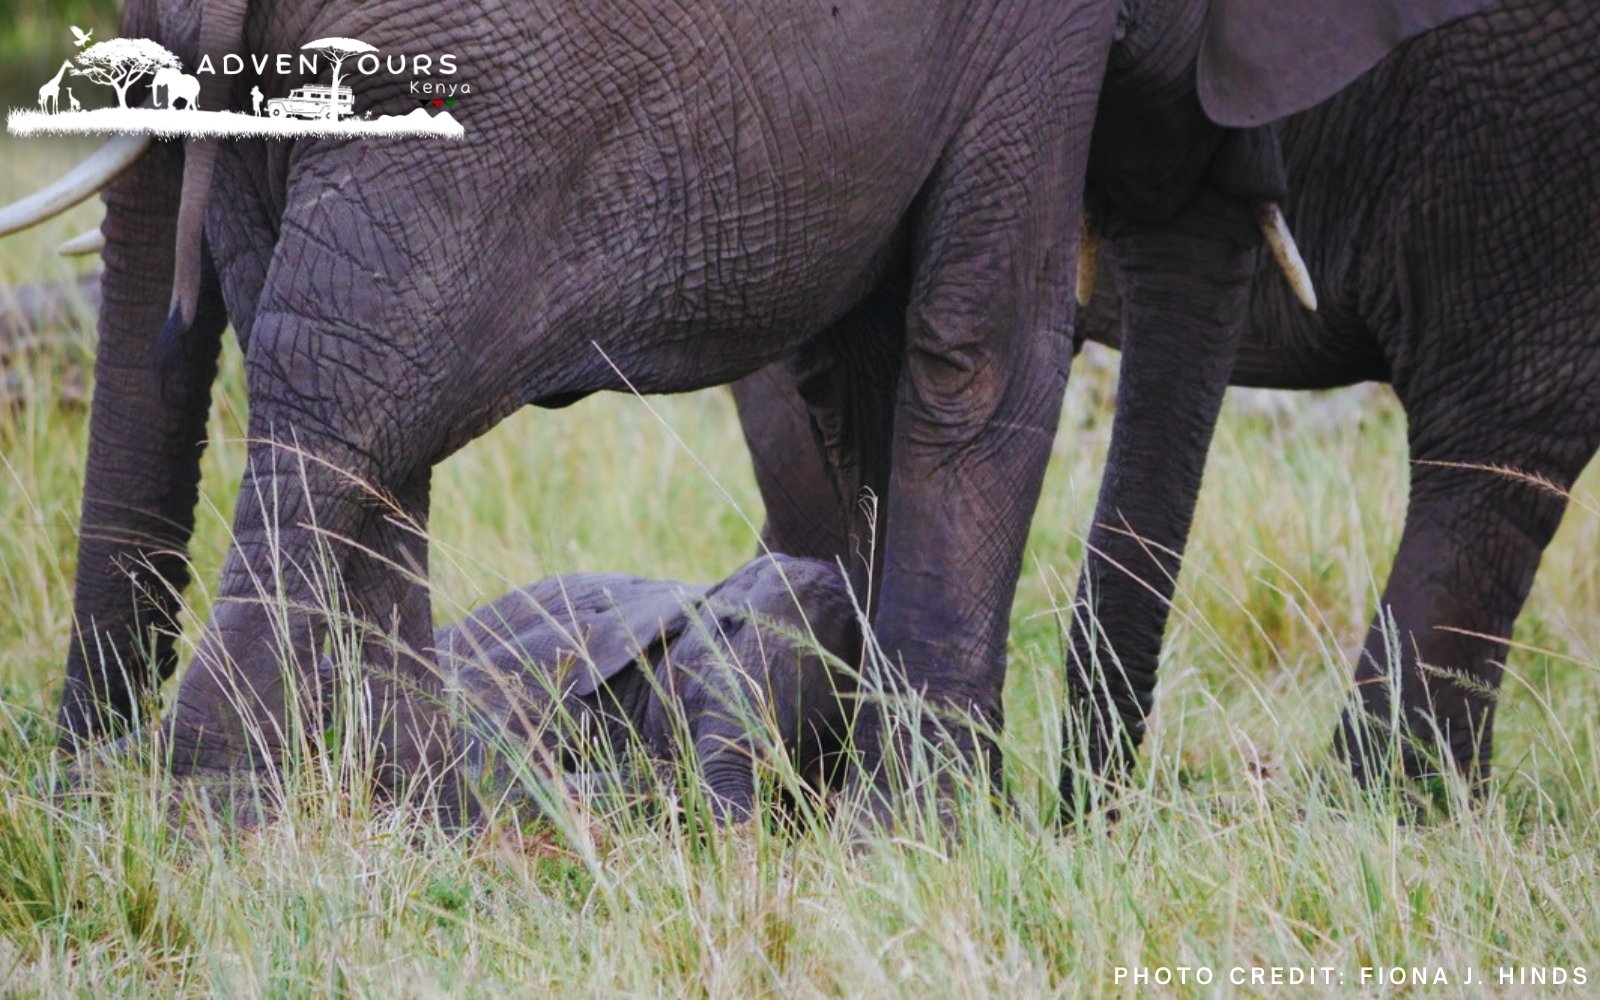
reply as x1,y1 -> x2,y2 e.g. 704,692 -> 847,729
1197,0 -> 1495,127
565,580 -> 705,696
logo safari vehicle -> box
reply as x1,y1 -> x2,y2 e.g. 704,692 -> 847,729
265,83 -> 355,120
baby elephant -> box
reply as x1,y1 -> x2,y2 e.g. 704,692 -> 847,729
385,555 -> 860,822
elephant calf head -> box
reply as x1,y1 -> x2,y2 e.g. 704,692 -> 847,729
320,555 -> 860,823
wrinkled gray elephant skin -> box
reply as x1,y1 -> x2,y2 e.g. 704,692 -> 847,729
21,0 -> 1485,825
730,2 -> 1493,813
319,555 -> 859,823
1061,0 -> 1600,801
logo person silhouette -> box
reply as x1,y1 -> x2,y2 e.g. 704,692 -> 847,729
251,85 -> 264,116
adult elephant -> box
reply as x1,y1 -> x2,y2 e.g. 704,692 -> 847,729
1061,0 -> 1600,805
1,0 -> 1483,824
737,0 -> 1497,812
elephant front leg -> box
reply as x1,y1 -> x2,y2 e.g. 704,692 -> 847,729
157,426 -> 351,815
855,214 -> 1079,821
860,287 -> 1071,820
851,31 -> 1108,827
330,471 -> 480,826
1335,459 -> 1577,793
157,311 -> 468,825
1060,199 -> 1256,817
733,363 -> 854,565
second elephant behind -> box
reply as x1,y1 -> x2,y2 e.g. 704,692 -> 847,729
1063,0 -> 1600,797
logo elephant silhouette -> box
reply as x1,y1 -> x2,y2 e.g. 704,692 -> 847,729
152,66 -> 201,110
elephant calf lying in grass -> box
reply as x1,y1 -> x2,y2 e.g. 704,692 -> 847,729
318,555 -> 860,823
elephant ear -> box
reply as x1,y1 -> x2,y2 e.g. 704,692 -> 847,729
441,574 -> 705,696
560,578 -> 706,696
1196,0 -> 1495,127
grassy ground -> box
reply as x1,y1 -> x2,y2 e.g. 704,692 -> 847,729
3,141 -> 1600,996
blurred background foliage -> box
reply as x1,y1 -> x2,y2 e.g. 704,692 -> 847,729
1,0 -> 120,105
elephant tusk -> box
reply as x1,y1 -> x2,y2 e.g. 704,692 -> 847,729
1076,208 -> 1100,309
58,226 -> 105,257
1257,202 -> 1317,312
0,133 -> 152,239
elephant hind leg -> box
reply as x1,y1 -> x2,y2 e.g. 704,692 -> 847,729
732,281 -> 907,590
1335,453 -> 1585,790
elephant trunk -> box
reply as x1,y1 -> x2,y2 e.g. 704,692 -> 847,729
697,731 -> 759,824
55,42 -> 230,744
1079,200 -> 1316,313
1061,197 -> 1257,816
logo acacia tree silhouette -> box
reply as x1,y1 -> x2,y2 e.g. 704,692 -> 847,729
73,38 -> 180,108
300,37 -> 377,90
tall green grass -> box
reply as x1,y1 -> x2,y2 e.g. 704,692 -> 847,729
3,147 -> 1600,995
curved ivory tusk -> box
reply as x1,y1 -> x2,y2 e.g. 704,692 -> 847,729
0,133 -> 152,239
1076,208 -> 1100,309
58,226 -> 106,257
1257,202 -> 1318,312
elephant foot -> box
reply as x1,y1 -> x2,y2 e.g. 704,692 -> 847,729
127,716 -> 481,831
54,691 -> 142,756
1332,708 -> 1490,819
1057,693 -> 1144,827
145,722 -> 284,828
45,728 -> 279,832
47,732 -> 138,805
836,702 -> 1004,842
1056,764 -> 1127,830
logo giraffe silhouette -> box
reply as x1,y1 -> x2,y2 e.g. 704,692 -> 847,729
36,60 -> 70,113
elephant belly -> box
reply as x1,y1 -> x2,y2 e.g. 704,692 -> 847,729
447,1 -> 1017,400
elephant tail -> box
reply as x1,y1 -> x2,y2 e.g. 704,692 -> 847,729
160,0 -> 251,367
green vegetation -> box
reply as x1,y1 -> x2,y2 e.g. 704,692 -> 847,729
3,146 -> 1599,996
0,1 -> 119,99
